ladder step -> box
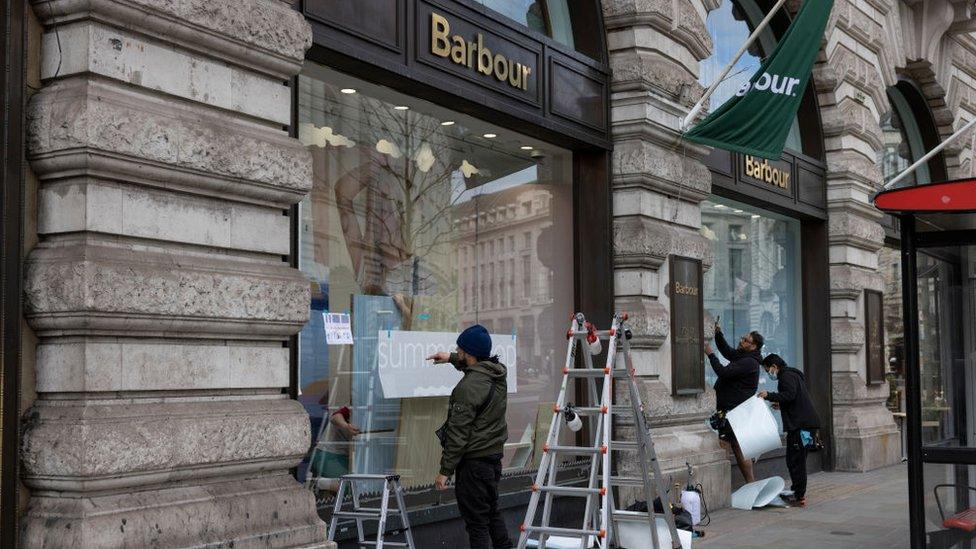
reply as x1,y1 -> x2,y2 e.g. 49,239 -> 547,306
332,511 -> 385,519
524,525 -> 602,538
534,485 -> 604,497
613,510 -> 666,522
610,476 -> 647,487
546,445 -> 605,455
340,474 -> 400,481
356,542 -> 409,548
610,440 -> 641,451
573,406 -> 633,416
564,369 -> 630,378
341,507 -> 403,515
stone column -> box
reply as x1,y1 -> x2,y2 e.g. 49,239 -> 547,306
815,0 -> 900,471
21,0 -> 329,545
603,0 -> 728,508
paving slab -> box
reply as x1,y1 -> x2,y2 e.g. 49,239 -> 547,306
695,463 -> 909,548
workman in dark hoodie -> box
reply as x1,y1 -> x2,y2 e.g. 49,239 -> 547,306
428,324 -> 512,549
759,354 -> 820,507
704,322 -> 763,484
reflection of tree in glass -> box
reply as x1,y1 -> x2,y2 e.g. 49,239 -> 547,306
332,97 -> 517,326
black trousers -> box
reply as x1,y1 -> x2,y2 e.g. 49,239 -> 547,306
455,454 -> 513,549
786,430 -> 808,499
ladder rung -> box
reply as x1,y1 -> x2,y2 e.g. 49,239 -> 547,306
573,406 -> 633,416
534,485 -> 604,497
524,525 -> 602,538
564,369 -> 630,378
610,440 -> 640,451
546,445 -> 605,455
613,510 -> 665,522
347,507 -> 402,515
332,511 -> 384,519
357,542 -> 409,547
610,476 -> 647,487
340,474 -> 400,481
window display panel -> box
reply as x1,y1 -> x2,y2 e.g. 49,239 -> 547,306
701,197 -> 803,429
296,64 -> 574,491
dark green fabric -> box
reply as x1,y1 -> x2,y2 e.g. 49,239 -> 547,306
684,0 -> 834,159
439,354 -> 509,476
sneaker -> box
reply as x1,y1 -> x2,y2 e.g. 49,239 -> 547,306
788,497 -> 807,508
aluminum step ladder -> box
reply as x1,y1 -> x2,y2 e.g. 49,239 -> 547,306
517,312 -> 681,549
327,474 -> 416,549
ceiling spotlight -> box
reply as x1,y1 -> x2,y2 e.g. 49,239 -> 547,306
340,88 -> 356,94
394,105 -> 410,111
483,133 -> 497,138
714,204 -> 727,209
441,120 -> 455,126
751,215 -> 760,219
733,209 -> 744,213
520,145 -> 533,150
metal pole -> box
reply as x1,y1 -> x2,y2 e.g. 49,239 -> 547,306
885,116 -> 976,189
900,215 -> 925,548
679,0 -> 788,131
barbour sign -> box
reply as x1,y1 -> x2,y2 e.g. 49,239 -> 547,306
684,0 -> 834,159
430,12 -> 532,91
744,155 -> 790,190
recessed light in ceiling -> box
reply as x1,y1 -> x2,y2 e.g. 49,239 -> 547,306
393,105 -> 410,110
520,146 -> 533,150
441,121 -> 455,126
340,88 -> 356,94
483,133 -> 497,138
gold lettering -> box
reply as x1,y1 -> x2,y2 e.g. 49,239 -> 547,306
509,62 -> 523,87
493,53 -> 509,82
430,12 -> 531,91
451,35 -> 466,64
431,13 -> 451,57
744,155 -> 790,190
674,282 -> 699,296
477,34 -> 493,75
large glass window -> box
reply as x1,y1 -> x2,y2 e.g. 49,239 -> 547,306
699,0 -> 802,152
701,197 -> 803,428
878,85 -> 933,187
296,64 -> 574,493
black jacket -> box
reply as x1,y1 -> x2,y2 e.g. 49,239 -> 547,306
764,366 -> 820,431
708,331 -> 761,412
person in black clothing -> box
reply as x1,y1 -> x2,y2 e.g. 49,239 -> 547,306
704,323 -> 763,483
759,354 -> 820,507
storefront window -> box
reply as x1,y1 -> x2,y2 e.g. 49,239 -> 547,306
700,0 -> 803,152
701,197 -> 803,428
296,64 -> 574,491
477,0 -> 575,49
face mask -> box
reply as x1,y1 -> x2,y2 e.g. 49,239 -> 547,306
767,369 -> 777,380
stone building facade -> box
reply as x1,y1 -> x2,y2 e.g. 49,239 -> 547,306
4,0 -> 975,546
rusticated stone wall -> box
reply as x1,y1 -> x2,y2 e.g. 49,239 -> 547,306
21,0 -> 329,545
603,0 -> 730,510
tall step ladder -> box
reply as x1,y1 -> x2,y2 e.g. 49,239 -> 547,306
327,474 -> 416,549
517,313 -> 681,549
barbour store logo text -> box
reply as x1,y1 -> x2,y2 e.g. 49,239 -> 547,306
744,155 -> 790,190
430,12 -> 531,91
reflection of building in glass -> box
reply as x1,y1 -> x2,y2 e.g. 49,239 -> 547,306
702,199 -> 802,383
453,185 -> 555,364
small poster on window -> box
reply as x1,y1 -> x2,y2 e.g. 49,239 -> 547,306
323,312 -> 354,345
376,330 -> 517,398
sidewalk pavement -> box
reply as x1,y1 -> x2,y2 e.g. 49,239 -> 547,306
696,462 -> 909,548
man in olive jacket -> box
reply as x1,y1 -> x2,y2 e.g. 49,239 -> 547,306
428,324 -> 512,549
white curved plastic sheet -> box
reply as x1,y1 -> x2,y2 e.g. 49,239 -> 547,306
730,477 -> 787,510
616,518 -> 693,549
725,395 -> 781,459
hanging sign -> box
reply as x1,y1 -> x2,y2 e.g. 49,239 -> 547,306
376,330 -> 517,398
323,312 -> 354,345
